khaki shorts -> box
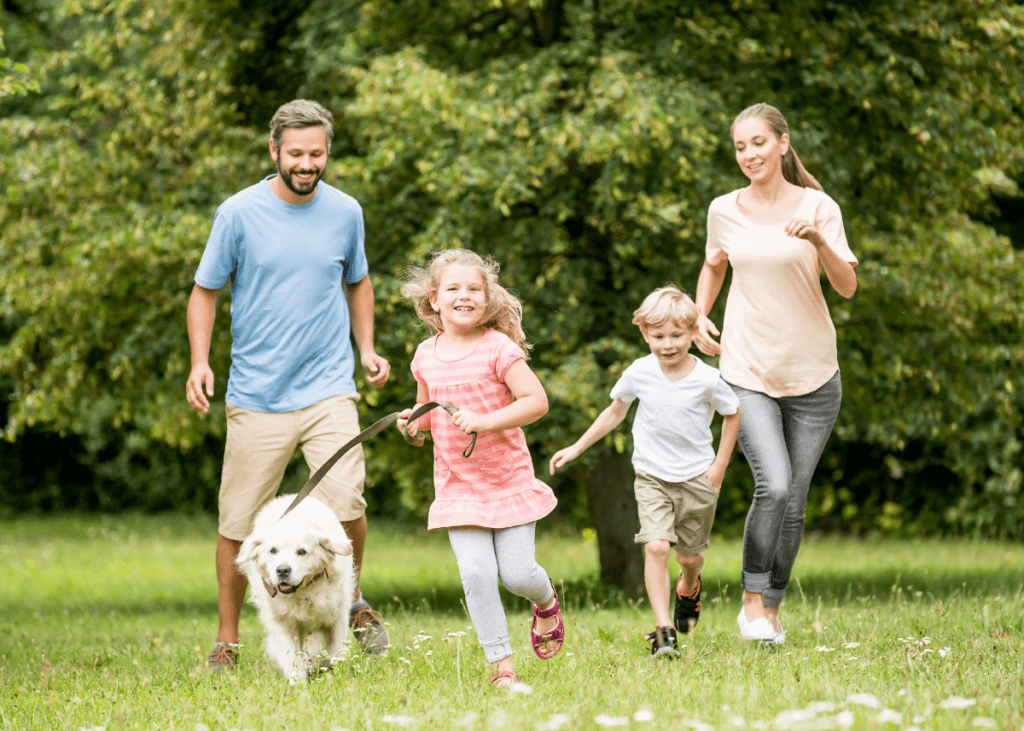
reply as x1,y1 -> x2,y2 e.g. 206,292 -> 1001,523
218,393 -> 366,540
633,470 -> 719,555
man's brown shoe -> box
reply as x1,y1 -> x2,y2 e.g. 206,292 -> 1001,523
350,604 -> 390,655
206,642 -> 240,671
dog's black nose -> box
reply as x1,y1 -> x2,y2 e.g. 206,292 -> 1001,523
276,564 -> 291,578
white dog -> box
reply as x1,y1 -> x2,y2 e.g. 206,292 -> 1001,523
236,494 -> 354,682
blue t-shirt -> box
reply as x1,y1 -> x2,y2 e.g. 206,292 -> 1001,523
194,176 -> 369,412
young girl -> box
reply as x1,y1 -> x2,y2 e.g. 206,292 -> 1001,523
397,248 -> 565,688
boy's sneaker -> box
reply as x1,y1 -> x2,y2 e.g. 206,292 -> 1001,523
674,574 -> 701,633
205,642 -> 240,672
645,626 -> 678,657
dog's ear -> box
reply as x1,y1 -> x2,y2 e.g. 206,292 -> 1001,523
236,533 -> 264,566
317,532 -> 353,557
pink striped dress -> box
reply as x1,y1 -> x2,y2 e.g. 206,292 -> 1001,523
410,329 -> 558,530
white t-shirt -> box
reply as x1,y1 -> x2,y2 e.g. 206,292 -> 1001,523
610,355 -> 740,483
705,187 -> 857,398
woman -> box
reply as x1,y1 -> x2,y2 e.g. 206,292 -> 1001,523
694,103 -> 857,643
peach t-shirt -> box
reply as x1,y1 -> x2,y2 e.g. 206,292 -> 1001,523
705,188 -> 857,398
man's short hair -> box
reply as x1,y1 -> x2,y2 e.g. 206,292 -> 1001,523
632,285 -> 700,331
269,99 -> 335,154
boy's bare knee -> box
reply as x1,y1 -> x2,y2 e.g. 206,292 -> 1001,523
644,540 -> 671,561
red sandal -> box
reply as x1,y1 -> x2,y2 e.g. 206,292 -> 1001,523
490,669 -> 519,687
530,581 -> 565,660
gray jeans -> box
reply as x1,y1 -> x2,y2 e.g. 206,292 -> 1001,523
731,371 -> 842,607
448,523 -> 553,663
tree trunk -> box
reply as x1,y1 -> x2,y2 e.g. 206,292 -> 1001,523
585,447 -> 645,596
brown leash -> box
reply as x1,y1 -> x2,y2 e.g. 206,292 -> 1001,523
281,401 -> 476,518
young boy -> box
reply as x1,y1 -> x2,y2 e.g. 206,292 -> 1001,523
550,286 -> 741,656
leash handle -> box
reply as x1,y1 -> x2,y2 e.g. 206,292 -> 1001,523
402,401 -> 477,459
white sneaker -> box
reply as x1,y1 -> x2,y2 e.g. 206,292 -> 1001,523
772,617 -> 785,645
737,607 -> 778,641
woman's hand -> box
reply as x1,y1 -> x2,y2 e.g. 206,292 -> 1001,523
785,218 -> 826,249
549,445 -> 582,474
695,313 -> 722,356
451,408 -> 491,435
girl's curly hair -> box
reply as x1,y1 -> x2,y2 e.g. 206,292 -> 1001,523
400,248 -> 531,356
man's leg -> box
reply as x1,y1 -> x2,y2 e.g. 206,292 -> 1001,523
209,403 -> 298,670
341,515 -> 367,603
215,534 -> 248,643
298,394 -> 388,655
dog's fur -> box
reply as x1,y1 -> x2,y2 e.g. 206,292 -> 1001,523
236,495 -> 354,682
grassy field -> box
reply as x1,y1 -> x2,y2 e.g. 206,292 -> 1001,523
2,513 -> 1022,731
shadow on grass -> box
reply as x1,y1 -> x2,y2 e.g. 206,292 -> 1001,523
8,565 -> 1023,622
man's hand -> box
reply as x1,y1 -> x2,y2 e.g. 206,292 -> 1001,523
186,363 -> 215,413
360,351 -> 391,388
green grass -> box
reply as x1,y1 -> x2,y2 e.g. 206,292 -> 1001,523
2,514 -> 1023,731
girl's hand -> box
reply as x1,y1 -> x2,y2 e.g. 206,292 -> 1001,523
451,408 -> 490,435
785,218 -> 826,249
694,313 -> 722,356
396,408 -> 418,439
549,446 -> 582,475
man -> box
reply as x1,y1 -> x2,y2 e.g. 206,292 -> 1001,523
185,99 -> 391,670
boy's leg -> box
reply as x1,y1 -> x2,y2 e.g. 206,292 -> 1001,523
675,551 -> 704,597
673,472 -> 719,633
633,472 -> 681,630
644,540 -> 673,628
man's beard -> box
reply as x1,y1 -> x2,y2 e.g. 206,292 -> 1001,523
276,158 -> 324,197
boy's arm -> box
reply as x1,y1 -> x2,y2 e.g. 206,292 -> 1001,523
705,408 -> 741,489
549,398 -> 631,474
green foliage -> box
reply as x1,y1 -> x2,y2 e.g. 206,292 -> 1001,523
0,28 -> 38,98
1,0 -> 1023,537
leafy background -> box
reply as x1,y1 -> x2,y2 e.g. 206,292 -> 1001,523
1,0 -> 1022,537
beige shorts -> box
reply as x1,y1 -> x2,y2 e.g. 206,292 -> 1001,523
218,393 -> 366,540
633,470 -> 719,555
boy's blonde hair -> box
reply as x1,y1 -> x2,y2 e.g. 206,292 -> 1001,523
632,285 -> 700,332
401,248 -> 532,355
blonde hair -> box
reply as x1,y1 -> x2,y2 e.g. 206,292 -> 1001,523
731,103 -> 823,192
269,99 -> 334,154
401,249 -> 532,355
632,285 -> 700,332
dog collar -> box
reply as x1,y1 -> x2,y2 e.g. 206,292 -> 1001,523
263,568 -> 330,598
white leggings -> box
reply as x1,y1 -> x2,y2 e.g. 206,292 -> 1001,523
448,523 -> 554,663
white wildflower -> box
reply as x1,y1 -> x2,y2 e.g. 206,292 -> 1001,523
536,714 -> 568,731
382,715 -> 416,727
876,709 -> 901,724
729,717 -> 746,727
841,642 -> 860,649
815,646 -> 836,652
594,715 -> 629,727
399,656 -> 411,665
834,710 -> 855,728
938,696 -> 977,710
971,719 -> 996,728
808,702 -> 836,713
938,647 -> 951,658
847,693 -> 882,709
633,710 -> 654,722
510,682 -> 533,695
897,690 -> 907,696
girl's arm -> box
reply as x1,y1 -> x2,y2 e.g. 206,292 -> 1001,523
450,359 -> 548,435
694,257 -> 728,356
549,398 -> 631,474
396,382 -> 431,439
705,409 -> 741,490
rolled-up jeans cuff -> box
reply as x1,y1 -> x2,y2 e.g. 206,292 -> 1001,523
762,588 -> 784,608
482,638 -> 512,663
742,570 -> 772,595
